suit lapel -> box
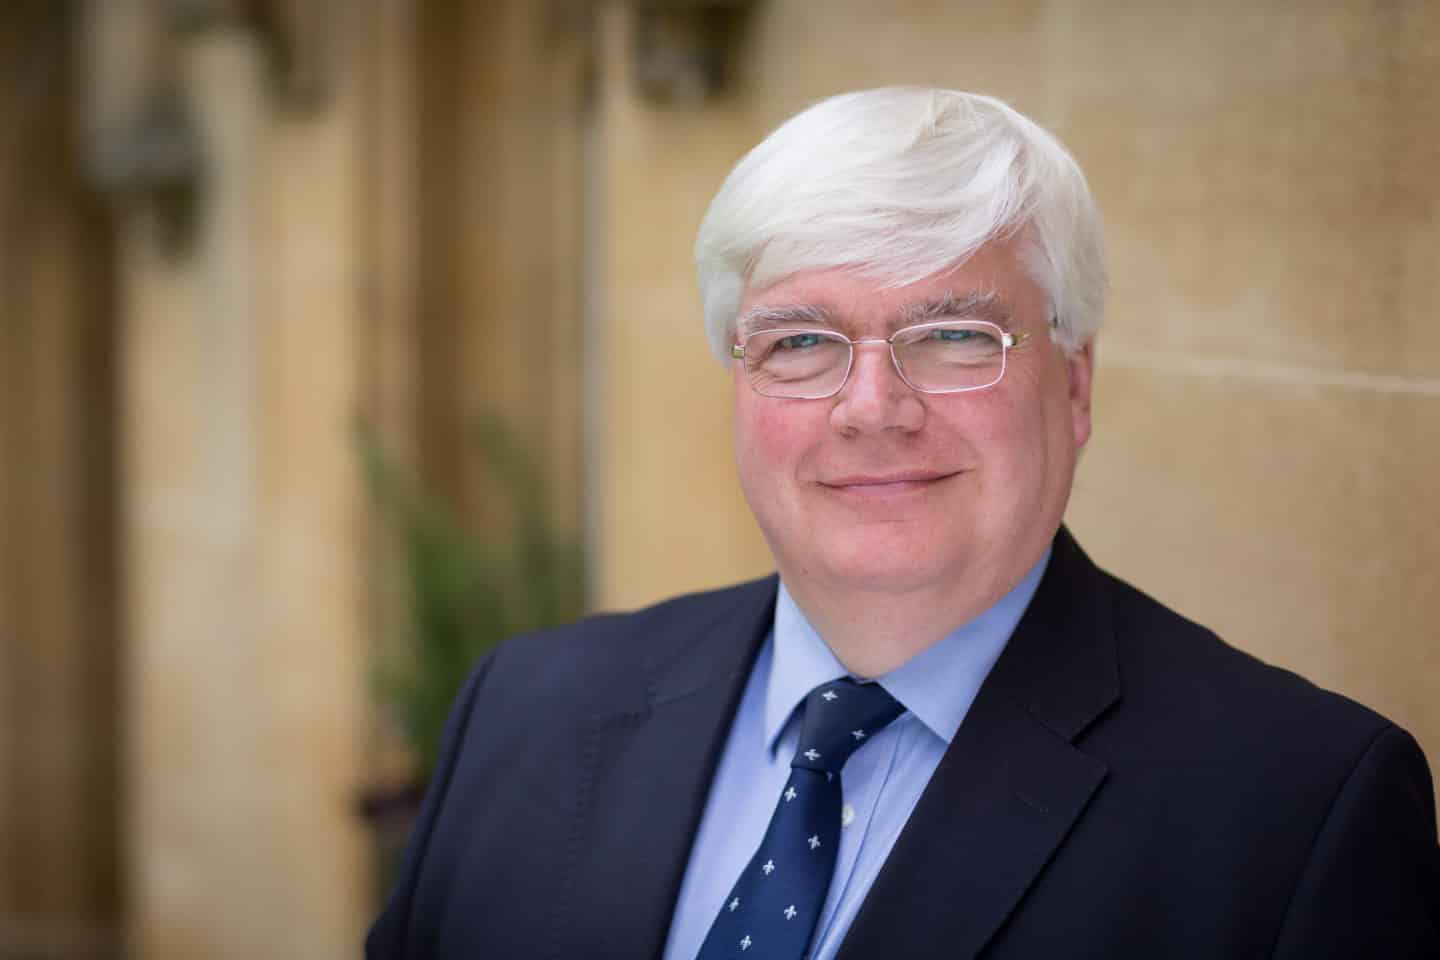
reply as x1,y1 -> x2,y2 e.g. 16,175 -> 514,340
838,530 -> 1120,960
554,577 -> 778,960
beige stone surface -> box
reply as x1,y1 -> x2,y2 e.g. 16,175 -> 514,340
1063,3 -> 1440,382
121,2 -> 592,954
594,2 -> 775,609
0,4 -> 122,951
123,20 -> 370,960
404,1 -> 585,537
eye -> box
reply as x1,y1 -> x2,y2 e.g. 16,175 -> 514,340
927,327 -> 978,342
776,333 -> 824,350
900,323 -> 1002,352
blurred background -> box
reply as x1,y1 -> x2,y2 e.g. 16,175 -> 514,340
1,0 -> 1436,956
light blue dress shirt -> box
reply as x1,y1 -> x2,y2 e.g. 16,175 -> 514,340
661,549 -> 1050,960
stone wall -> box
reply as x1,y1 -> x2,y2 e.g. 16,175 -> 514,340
0,3 -> 121,954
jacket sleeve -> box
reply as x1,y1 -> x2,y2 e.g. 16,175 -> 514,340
365,654 -> 494,960
1271,724 -> 1440,958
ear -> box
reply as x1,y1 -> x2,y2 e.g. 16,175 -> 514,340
1066,340 -> 1095,449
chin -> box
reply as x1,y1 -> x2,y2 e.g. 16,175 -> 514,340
812,545 -> 963,596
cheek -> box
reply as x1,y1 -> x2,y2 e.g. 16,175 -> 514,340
734,397 -> 811,484
953,371 -> 1064,481
934,387 -> 1018,456
1005,354 -> 1078,444
752,406 -> 802,459
731,397 -> 800,495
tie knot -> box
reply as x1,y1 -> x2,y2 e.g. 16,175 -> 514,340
791,678 -> 904,774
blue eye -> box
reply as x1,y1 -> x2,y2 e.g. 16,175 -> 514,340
929,327 -> 977,342
777,333 -> 824,350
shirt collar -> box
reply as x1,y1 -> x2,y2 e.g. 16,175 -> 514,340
764,586 -> 849,755
763,547 -> 1052,754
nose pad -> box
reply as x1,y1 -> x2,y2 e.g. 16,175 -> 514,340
830,343 -> 925,432
847,343 -> 909,393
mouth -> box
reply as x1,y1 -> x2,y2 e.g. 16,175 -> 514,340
818,470 -> 959,498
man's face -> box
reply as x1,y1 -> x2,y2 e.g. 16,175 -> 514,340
732,236 -> 1094,609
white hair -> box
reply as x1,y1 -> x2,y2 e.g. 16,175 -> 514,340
694,87 -> 1107,359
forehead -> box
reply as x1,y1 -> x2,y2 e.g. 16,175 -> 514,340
736,243 -> 1040,335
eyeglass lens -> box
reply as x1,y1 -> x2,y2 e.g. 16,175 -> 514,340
741,320 -> 1009,398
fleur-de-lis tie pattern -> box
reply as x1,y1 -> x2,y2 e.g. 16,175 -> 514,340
694,678 -> 904,959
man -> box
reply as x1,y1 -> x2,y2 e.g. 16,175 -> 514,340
368,88 -> 1439,958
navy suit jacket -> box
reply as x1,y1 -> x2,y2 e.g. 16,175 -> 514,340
368,529 -> 1440,958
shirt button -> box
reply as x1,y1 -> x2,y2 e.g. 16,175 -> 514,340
841,803 -> 856,827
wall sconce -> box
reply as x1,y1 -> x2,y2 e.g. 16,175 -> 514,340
78,0 -> 330,253
630,0 -> 760,103
171,0 -> 332,111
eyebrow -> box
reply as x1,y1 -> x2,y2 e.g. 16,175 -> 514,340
736,289 -> 1015,338
898,290 -> 1013,327
736,303 -> 835,335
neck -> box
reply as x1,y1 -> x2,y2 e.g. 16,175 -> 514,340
779,538 -> 1052,677
779,573 -> 1009,679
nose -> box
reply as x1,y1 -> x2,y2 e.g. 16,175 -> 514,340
829,341 -> 925,434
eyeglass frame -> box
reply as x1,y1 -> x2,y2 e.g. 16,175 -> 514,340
730,318 -> 1033,399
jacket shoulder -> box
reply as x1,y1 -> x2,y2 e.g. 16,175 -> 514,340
470,575 -> 777,705
1096,565 -> 1396,766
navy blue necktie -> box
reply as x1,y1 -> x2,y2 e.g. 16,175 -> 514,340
695,678 -> 905,959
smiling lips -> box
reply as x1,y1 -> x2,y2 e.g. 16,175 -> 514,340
819,470 -> 959,497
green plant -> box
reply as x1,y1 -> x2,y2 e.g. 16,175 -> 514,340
359,416 -> 584,780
